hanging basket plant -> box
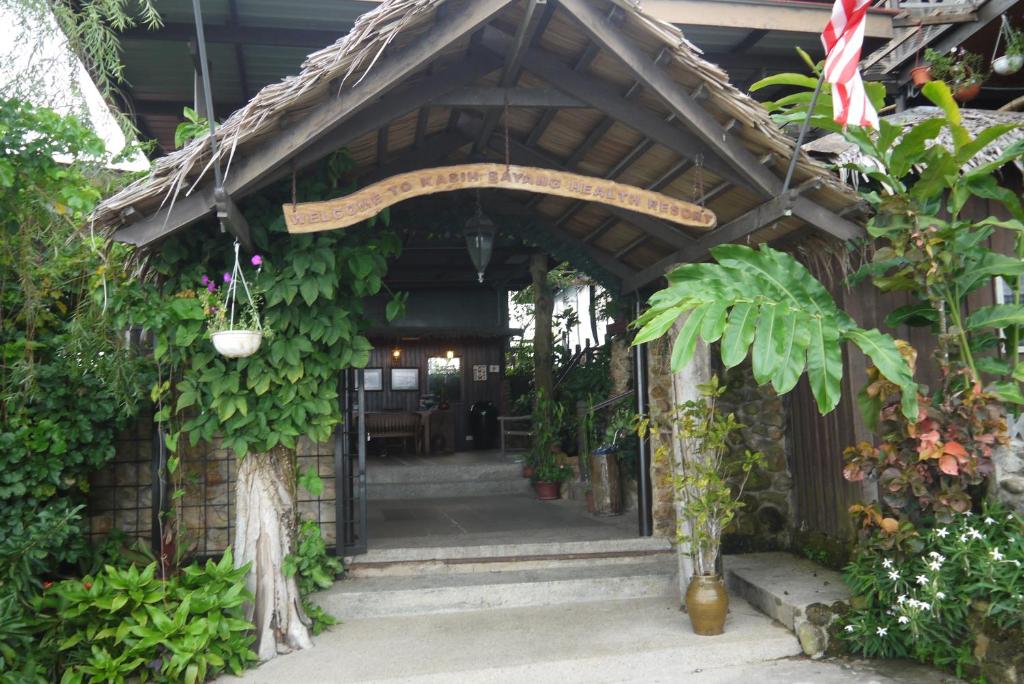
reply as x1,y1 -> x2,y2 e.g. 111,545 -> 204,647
992,17 -> 1024,76
201,247 -> 266,358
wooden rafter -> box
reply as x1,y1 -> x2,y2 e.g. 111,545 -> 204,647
432,88 -> 585,108
114,18 -> 509,248
472,0 -> 543,154
622,182 -> 821,291
471,126 -> 698,252
556,0 -> 865,246
526,43 -> 599,148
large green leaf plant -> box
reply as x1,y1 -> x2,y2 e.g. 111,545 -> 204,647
633,243 -> 918,420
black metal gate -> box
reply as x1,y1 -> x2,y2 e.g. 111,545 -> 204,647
335,368 -> 368,555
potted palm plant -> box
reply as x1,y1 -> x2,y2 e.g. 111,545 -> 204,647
532,460 -> 571,500
671,376 -> 764,636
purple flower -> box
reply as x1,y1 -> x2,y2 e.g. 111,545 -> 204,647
207,282 -> 217,293
200,274 -> 210,285
223,273 -> 231,283
251,255 -> 263,267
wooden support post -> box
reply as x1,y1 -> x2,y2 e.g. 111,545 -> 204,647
531,252 -> 555,409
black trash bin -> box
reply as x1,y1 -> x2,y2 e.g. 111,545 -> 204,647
468,400 -> 499,450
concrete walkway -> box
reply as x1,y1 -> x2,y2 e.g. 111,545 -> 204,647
220,596 -> 954,684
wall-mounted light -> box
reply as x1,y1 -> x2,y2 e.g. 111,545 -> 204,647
446,349 -> 455,360
392,347 -> 401,360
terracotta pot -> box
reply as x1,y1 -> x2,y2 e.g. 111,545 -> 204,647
534,481 -> 560,500
953,82 -> 982,103
522,464 -> 536,479
910,65 -> 932,87
685,574 -> 728,636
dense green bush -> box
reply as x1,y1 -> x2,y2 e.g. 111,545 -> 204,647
840,502 -> 1024,675
33,551 -> 257,684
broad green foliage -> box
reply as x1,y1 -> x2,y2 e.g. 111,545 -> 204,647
0,98 -> 147,556
33,551 -> 257,684
634,243 -> 919,419
110,151 -> 404,461
283,519 -> 344,635
840,503 -> 1024,675
174,107 -> 210,149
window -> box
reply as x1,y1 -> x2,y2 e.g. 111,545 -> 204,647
427,357 -> 461,402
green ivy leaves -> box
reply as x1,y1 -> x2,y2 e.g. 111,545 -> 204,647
635,244 -> 918,419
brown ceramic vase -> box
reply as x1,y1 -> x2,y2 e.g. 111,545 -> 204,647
685,574 -> 728,636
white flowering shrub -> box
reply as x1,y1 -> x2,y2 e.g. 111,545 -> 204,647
841,502 -> 1024,675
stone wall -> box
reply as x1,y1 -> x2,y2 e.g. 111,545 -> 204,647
88,421 -> 338,556
993,436 -> 1024,513
646,334 -> 677,538
717,360 -> 794,551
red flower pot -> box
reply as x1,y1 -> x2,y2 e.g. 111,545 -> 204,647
522,464 -> 536,478
910,65 -> 932,87
534,481 -> 560,500
954,82 -> 981,103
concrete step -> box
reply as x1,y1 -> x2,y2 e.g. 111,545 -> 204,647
346,539 -> 674,578
367,477 -> 532,499
366,460 -> 530,499
316,558 -> 678,619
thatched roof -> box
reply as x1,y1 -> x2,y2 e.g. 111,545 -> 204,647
95,0 -> 866,291
804,107 -> 1024,184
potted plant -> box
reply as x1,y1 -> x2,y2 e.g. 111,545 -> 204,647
924,48 -> 987,102
532,461 -> 571,500
670,376 -> 764,636
993,21 -> 1024,75
201,252 -> 266,358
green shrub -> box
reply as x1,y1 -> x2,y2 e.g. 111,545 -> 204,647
840,502 -> 1024,675
33,551 -> 257,683
284,519 -> 343,635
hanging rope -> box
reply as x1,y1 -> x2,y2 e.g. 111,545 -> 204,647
224,241 -> 263,332
503,92 -> 511,173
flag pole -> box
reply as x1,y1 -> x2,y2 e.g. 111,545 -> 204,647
780,70 -> 826,196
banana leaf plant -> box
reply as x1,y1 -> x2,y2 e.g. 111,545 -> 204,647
633,243 -> 919,421
753,71 -> 1024,407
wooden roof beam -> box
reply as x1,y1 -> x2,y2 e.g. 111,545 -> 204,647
559,0 -> 782,198
554,1 -> 865,244
114,17 -> 509,247
486,197 -> 633,288
476,130 -> 696,252
622,181 -> 821,291
526,43 -> 600,148
432,87 -> 585,108
473,0 -> 544,154
493,39 -> 748,189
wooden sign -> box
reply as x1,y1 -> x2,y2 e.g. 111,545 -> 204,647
283,163 -> 716,233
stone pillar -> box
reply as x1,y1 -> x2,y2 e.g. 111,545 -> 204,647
608,335 -> 632,397
644,316 -> 712,588
993,435 -> 1024,513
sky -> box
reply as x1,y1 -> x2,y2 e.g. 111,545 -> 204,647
0,3 -> 149,171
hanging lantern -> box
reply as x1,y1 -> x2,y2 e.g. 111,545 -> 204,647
463,205 -> 496,283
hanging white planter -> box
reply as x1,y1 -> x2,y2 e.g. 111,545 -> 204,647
211,329 -> 264,358
993,54 -> 1023,76
209,243 -> 265,359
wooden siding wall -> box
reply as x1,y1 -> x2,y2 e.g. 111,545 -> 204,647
364,337 -> 507,451
786,194 -> 1016,539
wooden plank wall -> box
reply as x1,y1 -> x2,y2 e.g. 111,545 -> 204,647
364,337 -> 507,451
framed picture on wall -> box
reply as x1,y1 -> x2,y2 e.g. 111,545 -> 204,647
391,367 -> 420,391
360,368 -> 383,391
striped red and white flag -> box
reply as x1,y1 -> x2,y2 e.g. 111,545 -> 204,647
821,0 -> 878,128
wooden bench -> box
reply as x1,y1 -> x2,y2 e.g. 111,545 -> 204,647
498,415 -> 532,457
366,412 -> 422,454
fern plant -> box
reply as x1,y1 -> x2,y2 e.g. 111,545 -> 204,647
633,243 -> 919,420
